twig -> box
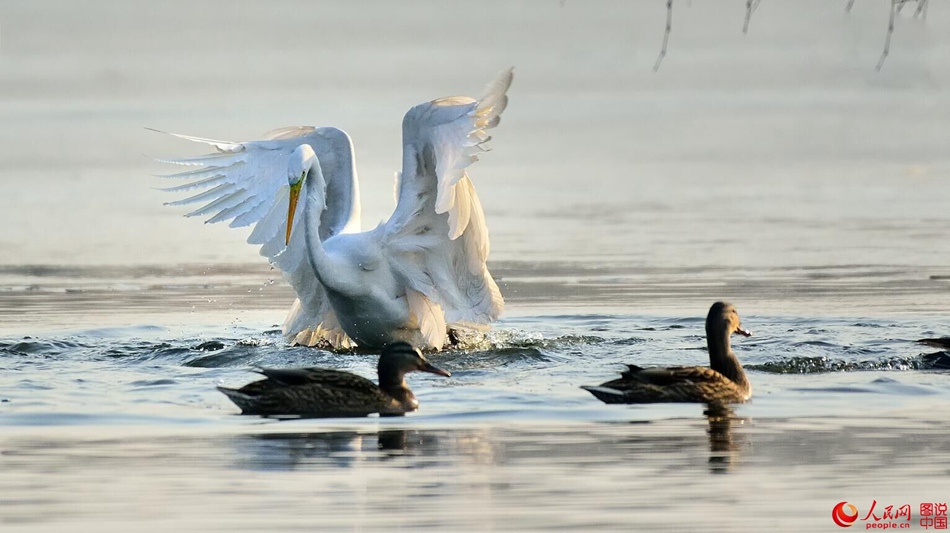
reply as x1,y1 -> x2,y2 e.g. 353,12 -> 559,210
845,0 -> 856,12
743,0 -> 762,34
914,0 -> 929,18
876,0 -> 898,70
654,0 -> 673,71
877,0 -> 922,71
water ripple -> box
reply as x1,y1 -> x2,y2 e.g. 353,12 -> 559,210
748,355 -> 930,374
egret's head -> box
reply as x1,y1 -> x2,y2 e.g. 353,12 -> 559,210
286,145 -> 317,245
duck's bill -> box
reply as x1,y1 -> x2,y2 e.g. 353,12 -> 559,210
422,363 -> 451,378
736,328 -> 752,337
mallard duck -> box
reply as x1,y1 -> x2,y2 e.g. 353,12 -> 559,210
918,337 -> 950,350
917,338 -> 950,369
921,352 -> 950,369
217,342 -> 450,417
582,302 -> 753,405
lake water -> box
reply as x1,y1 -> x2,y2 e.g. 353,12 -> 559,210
2,1 -> 950,531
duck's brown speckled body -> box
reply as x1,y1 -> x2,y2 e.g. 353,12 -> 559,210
582,302 -> 753,405
218,342 -> 450,417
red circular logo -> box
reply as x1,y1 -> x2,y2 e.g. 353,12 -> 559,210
832,502 -> 858,527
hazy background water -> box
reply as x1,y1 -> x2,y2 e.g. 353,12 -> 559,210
1,1 -> 950,531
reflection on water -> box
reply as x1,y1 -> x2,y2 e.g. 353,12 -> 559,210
233,407 -> 751,476
705,405 -> 747,474
230,428 -> 498,472
1,0 -> 949,529
4,412 -> 950,531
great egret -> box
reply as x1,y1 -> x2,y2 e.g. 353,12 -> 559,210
155,69 -> 512,350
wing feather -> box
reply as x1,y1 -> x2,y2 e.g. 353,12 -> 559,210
163,182 -> 234,208
407,289 -> 448,350
156,173 -> 232,193
207,195 -> 268,226
153,126 -> 360,346
383,69 -> 512,330
181,187 -> 252,218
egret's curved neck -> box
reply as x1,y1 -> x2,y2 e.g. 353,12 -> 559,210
706,324 -> 749,391
300,162 -> 361,297
317,127 -> 362,236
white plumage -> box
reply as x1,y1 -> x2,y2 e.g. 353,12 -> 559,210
154,69 -> 512,350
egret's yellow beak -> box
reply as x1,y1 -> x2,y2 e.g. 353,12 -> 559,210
286,180 -> 303,246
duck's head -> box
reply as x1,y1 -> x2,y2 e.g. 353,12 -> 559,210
378,342 -> 451,383
706,301 -> 752,338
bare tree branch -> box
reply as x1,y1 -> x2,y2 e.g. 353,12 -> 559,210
654,0 -> 673,71
877,0 -> 923,70
650,0 -> 928,72
743,0 -> 762,34
877,0 -> 897,70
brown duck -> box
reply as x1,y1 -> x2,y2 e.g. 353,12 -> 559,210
582,302 -> 753,405
217,342 -> 450,417
917,338 -> 950,369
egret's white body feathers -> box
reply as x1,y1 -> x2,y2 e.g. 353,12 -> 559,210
156,69 -> 512,350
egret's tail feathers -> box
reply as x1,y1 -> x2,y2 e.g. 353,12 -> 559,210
290,327 -> 354,349
282,298 -> 353,349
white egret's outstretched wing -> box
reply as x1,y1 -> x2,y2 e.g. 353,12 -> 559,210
154,126 -> 360,346
382,69 -> 512,346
